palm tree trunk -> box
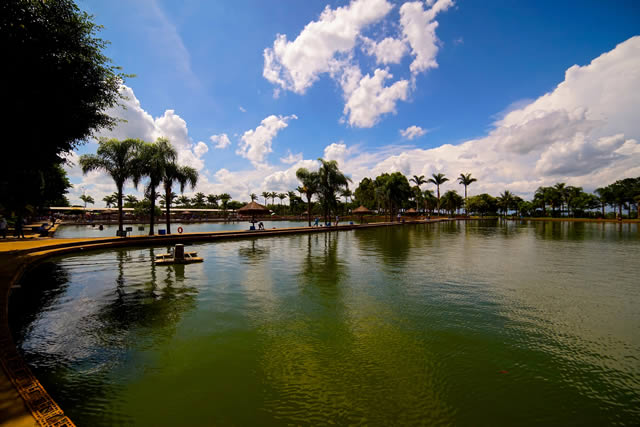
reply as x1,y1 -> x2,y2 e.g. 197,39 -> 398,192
601,203 -> 605,218
464,185 -> 468,215
149,188 -> 156,236
165,185 -> 172,234
117,183 -> 124,233
307,196 -> 312,226
436,186 -> 440,216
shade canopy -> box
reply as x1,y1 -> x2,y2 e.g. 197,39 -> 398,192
353,205 -> 372,214
405,208 -> 417,214
238,201 -> 270,216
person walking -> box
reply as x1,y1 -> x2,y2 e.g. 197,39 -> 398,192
0,216 -> 7,238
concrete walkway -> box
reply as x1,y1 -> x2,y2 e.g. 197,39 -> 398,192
0,219 -> 447,426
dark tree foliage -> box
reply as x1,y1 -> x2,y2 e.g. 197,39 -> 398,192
0,0 -> 125,214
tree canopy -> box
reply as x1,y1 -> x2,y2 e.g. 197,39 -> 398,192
1,0 -> 126,215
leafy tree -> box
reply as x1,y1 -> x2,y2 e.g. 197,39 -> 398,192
423,189 -> 437,215
354,177 -> 376,210
441,190 -> 464,216
466,193 -> 498,217
80,138 -> 143,232
227,200 -> 243,211
374,172 -> 412,221
427,173 -> 449,215
1,0 -> 127,217
79,194 -> 95,208
457,173 -> 477,215
296,168 -> 319,226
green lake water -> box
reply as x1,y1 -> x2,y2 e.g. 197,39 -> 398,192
10,220 -> 640,425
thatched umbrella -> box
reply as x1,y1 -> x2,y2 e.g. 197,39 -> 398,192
238,201 -> 270,227
353,205 -> 372,224
405,208 -> 417,215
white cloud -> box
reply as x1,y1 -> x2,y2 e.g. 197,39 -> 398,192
400,0 -> 454,75
210,133 -> 231,149
400,125 -> 428,139
343,68 -> 409,127
361,36 -> 408,64
280,150 -> 303,164
237,114 -> 298,165
263,0 -> 393,94
239,106 -> 247,112
64,85 -> 210,205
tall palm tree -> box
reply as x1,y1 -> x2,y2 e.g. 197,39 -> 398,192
163,163 -> 198,234
219,193 -> 231,216
124,194 -> 139,207
423,189 -> 437,215
250,193 -> 258,202
296,168 -> 319,226
317,158 -> 351,223
138,138 -> 177,235
79,194 -> 94,208
457,173 -> 477,215
269,191 -> 277,206
261,191 -> 269,206
410,175 -> 427,210
497,190 -> 514,217
80,138 -> 143,233
427,173 -> 449,215
287,190 -> 297,213
554,182 -> 567,217
192,192 -> 206,208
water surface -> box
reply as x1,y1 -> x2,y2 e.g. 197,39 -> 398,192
11,220 -> 640,425
54,221 -> 307,238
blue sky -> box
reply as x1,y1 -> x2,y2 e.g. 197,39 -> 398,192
68,0 -> 640,204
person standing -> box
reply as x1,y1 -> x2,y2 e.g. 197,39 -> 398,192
0,216 -> 7,238
15,217 -> 25,238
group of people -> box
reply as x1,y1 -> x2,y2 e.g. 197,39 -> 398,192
0,216 -> 26,239
312,216 -> 340,227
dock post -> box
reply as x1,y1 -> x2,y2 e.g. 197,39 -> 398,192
174,244 -> 185,260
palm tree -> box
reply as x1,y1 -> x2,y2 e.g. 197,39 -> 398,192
296,168 -> 320,226
219,193 -> 231,216
102,194 -> 117,208
268,191 -> 277,206
164,164 -> 198,234
287,190 -> 297,213
410,175 -> 427,210
250,193 -> 258,202
497,190 -> 514,217
79,138 -> 143,233
176,195 -> 191,208
192,192 -> 206,208
138,138 -> 177,235
79,194 -> 95,208
317,158 -> 351,223
124,194 -> 139,207
554,183 -> 567,217
457,173 -> 477,215
427,173 -> 449,215
207,194 -> 219,208
261,191 -> 269,206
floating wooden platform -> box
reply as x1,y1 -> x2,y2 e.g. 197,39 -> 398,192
155,251 -> 203,265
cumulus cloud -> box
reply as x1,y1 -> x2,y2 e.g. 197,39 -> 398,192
263,0 -> 393,94
237,114 -> 298,165
210,133 -> 231,149
400,125 -> 428,139
263,0 -> 453,128
400,0 -> 454,75
361,36 -> 408,64
64,85 -> 211,205
343,68 -> 409,127
280,150 -> 303,164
